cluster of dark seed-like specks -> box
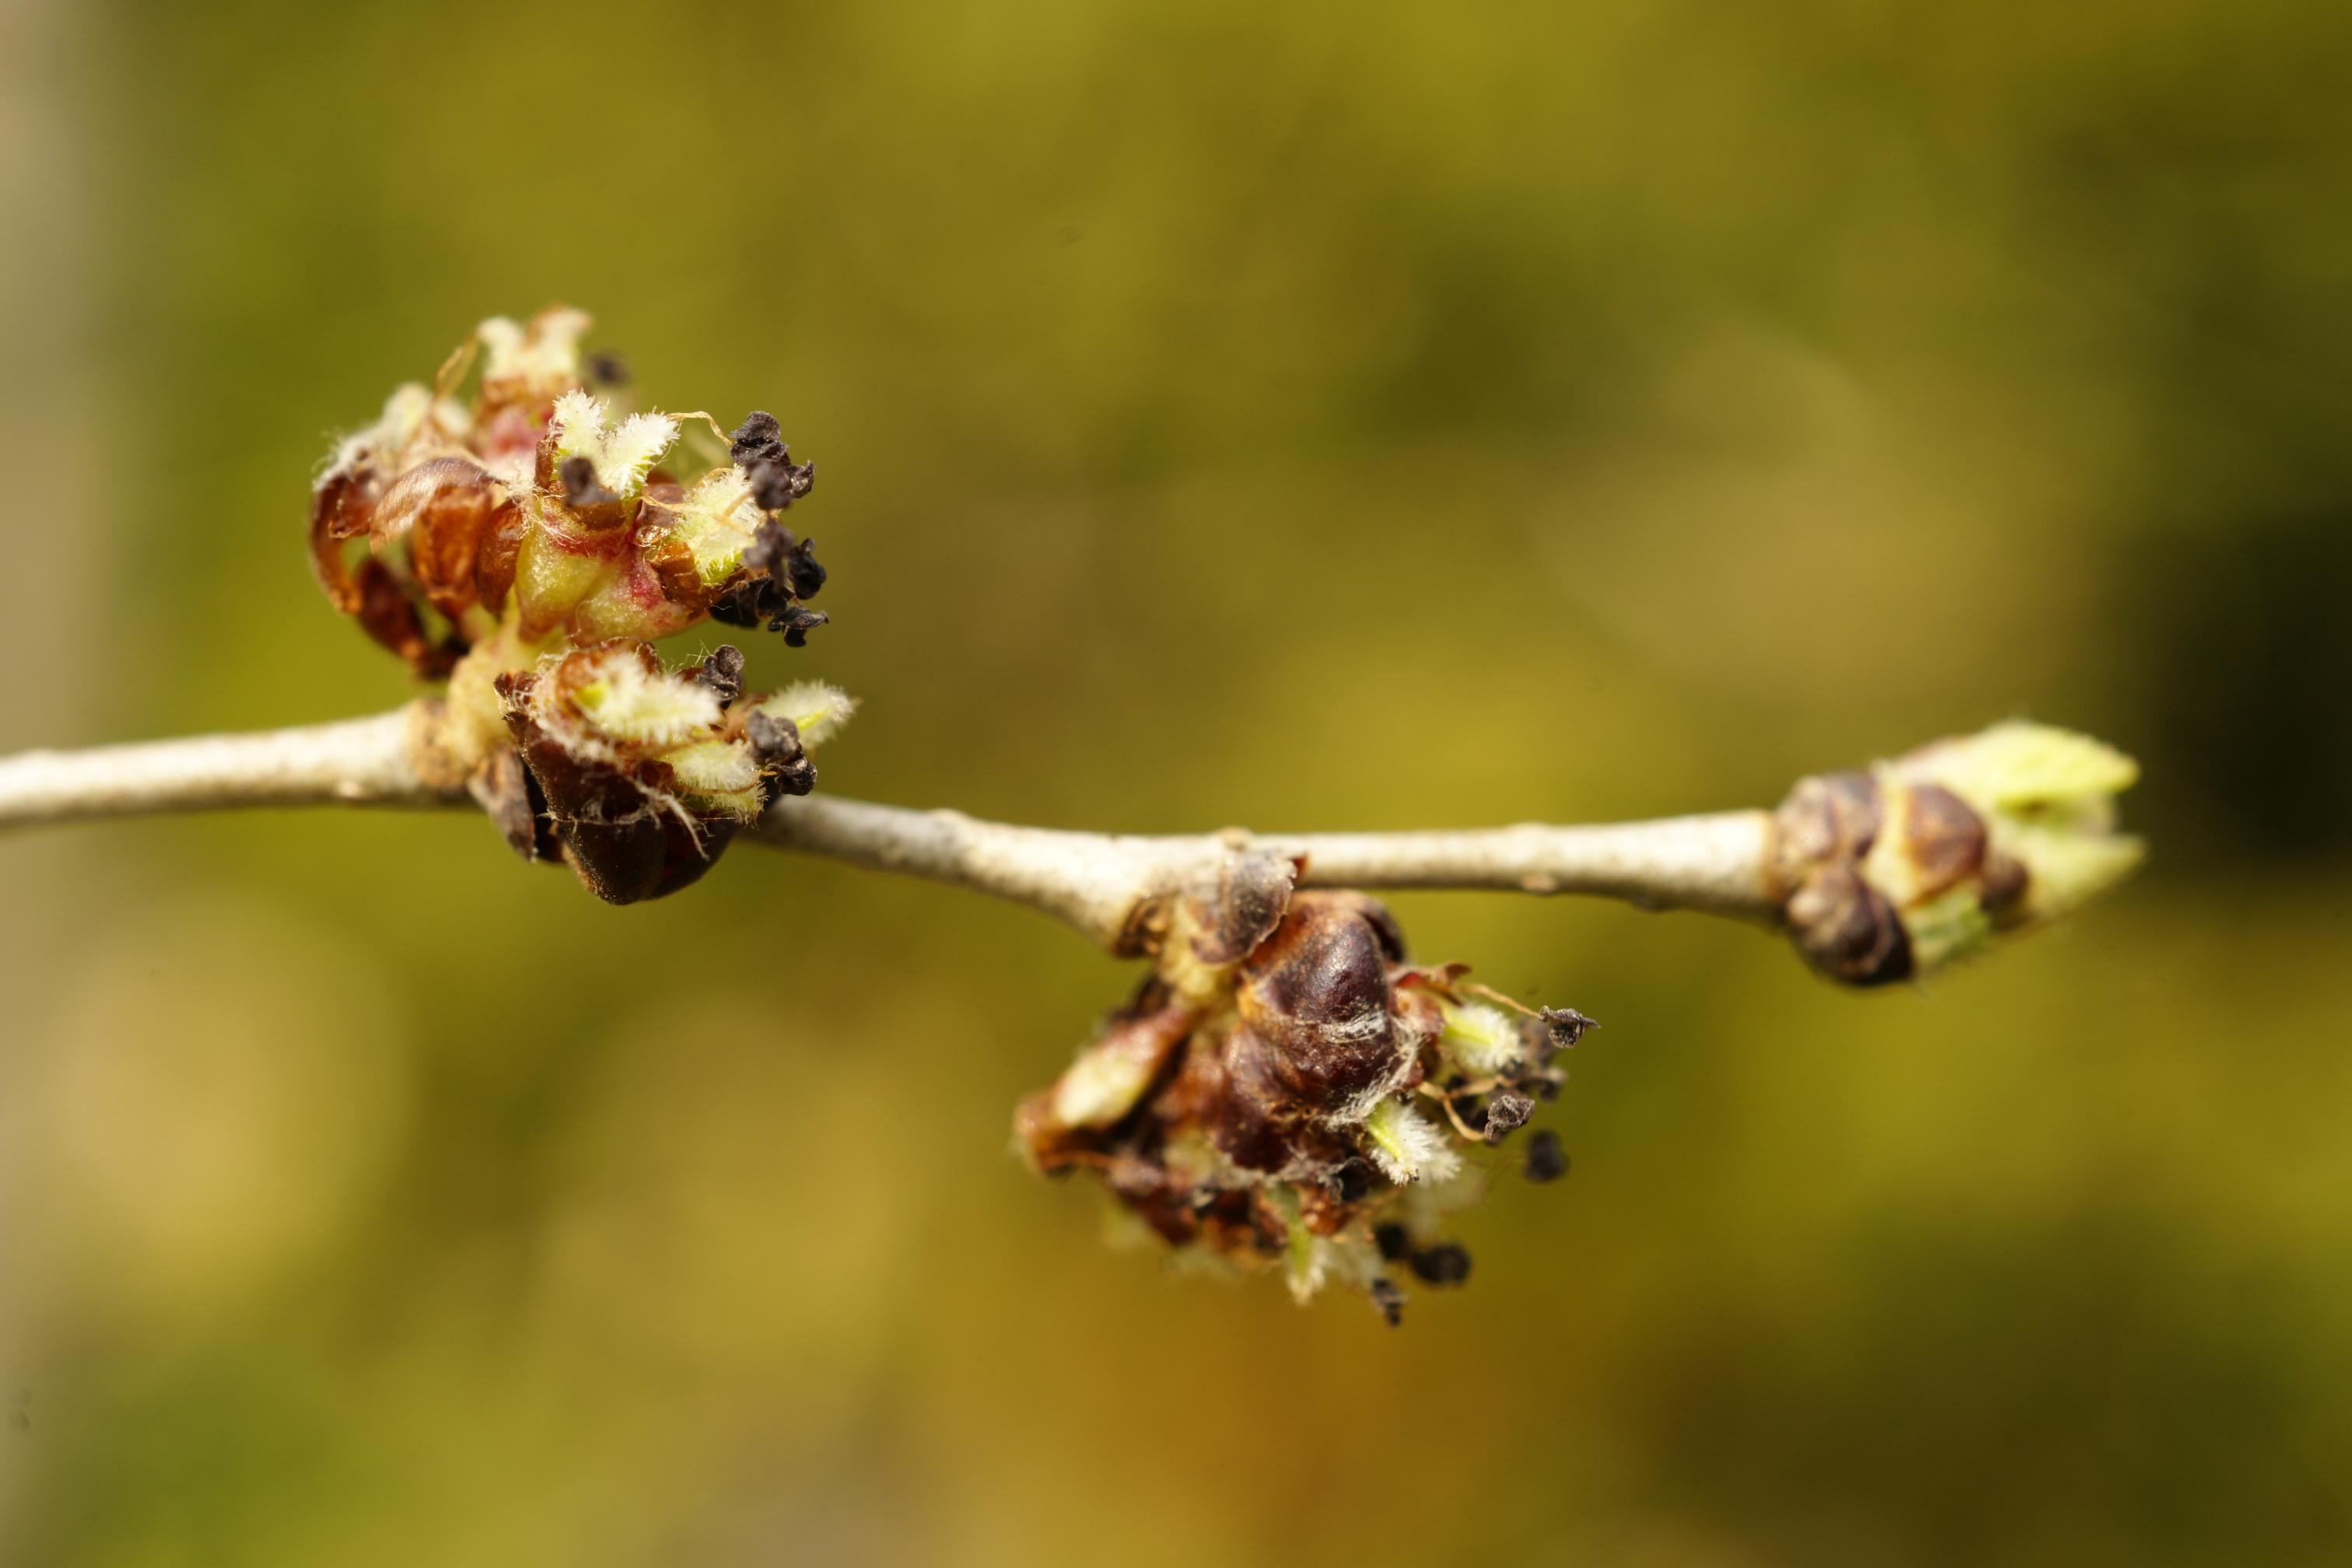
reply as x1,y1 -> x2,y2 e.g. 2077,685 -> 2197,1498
710,413 -> 828,643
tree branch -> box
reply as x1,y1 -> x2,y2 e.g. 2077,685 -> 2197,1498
750,798 -> 1771,949
0,703 -> 1779,948
0,708 -> 456,822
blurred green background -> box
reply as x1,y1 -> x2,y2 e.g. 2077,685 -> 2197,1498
4,0 -> 2350,1562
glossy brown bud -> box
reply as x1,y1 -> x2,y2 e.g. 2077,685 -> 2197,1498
498,670 -> 736,905
1236,894 -> 1414,1112
1783,864 -> 1913,986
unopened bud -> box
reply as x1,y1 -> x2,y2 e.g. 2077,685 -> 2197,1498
1771,721 -> 2144,985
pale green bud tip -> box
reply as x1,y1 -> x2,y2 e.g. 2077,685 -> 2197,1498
1895,721 -> 2140,817
1773,720 -> 2144,985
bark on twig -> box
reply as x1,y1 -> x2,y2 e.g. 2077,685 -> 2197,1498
0,702 -> 1777,947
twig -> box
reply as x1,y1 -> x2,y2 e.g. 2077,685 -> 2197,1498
0,708 -> 453,822
751,798 -> 1773,949
0,702 -> 1779,948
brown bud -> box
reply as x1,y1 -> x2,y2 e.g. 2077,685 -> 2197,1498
501,702 -> 734,905
1237,894 -> 1415,1112
1181,850 -> 1300,966
1899,782 -> 1990,902
1783,865 -> 1913,986
1771,768 -> 1881,899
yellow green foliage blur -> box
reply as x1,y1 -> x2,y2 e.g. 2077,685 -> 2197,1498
2,0 -> 2349,1563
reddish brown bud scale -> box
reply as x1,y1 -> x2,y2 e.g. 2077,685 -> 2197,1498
1020,860 -> 1589,1322
375,457 -> 505,624
306,469 -> 378,614
1185,851 -> 1298,966
472,503 -> 527,613
1237,894 -> 1416,1111
1899,782 -> 1988,903
1783,864 -> 1912,985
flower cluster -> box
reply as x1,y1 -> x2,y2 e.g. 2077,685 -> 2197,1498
308,308 -> 851,901
1770,722 -> 2144,985
1018,852 -> 1591,1324
482,642 -> 852,905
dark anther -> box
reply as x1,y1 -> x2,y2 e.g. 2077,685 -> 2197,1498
585,352 -> 629,387
558,456 -> 618,508
748,711 -> 817,799
744,517 -> 793,578
1451,1094 -> 1489,1136
785,537 -> 827,600
1370,1277 -> 1405,1328
771,604 -> 829,648
754,579 -> 794,619
749,457 -> 791,511
692,644 -> 746,705
767,755 -> 819,799
728,411 -> 783,464
708,582 -> 762,628
1482,1090 -> 1536,1143
747,709 -> 803,765
1329,1161 -> 1372,1204
729,413 -> 816,512
1374,1222 -> 1410,1262
1409,1243 -> 1472,1286
1524,1129 -> 1569,1184
1541,1007 -> 1597,1052
747,452 -> 815,512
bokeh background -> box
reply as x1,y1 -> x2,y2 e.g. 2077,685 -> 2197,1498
4,0 -> 2350,1562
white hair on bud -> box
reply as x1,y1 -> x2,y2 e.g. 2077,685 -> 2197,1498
549,389 -> 605,447
658,743 -> 757,803
318,383 -> 440,485
1363,1098 -> 1461,1186
548,392 -> 677,500
1439,1000 -> 1523,1076
569,653 -> 722,749
600,411 -> 679,492
761,682 -> 857,748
